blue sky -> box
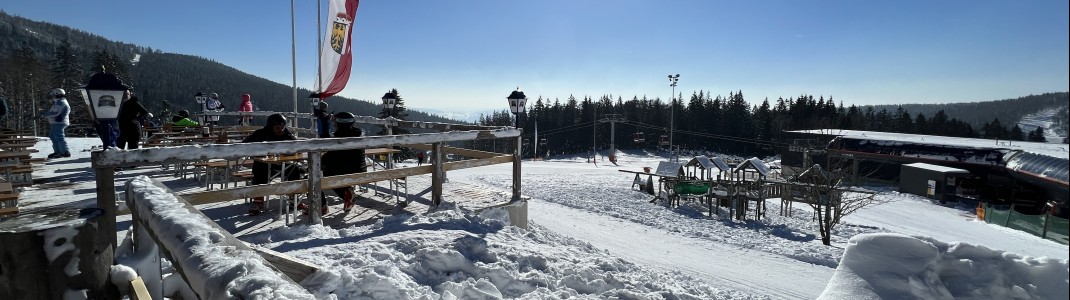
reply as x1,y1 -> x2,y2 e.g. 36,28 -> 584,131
4,0 -> 1068,111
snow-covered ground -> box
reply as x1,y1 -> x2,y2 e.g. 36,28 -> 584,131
23,137 -> 1070,299
1018,106 -> 1069,143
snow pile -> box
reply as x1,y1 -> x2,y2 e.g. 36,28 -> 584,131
251,205 -> 760,299
819,233 -> 1069,300
125,176 -> 314,299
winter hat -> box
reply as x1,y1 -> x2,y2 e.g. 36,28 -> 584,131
266,113 -> 287,126
241,94 -> 251,102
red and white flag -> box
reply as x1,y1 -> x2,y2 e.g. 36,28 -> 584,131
316,0 -> 360,98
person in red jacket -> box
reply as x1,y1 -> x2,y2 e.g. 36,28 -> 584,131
237,93 -> 254,126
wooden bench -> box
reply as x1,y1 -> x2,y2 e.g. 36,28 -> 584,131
0,181 -> 19,218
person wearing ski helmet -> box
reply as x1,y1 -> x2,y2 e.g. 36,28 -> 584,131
242,113 -> 303,215
321,111 -> 366,213
41,88 -> 71,158
313,99 -> 332,138
205,92 -> 224,125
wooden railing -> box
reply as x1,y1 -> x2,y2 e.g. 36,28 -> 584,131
124,177 -> 316,299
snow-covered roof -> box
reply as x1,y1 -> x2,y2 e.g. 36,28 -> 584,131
685,156 -> 715,170
733,157 -> 771,177
710,156 -> 732,171
654,161 -> 685,177
903,163 -> 970,174
790,129 -> 1068,159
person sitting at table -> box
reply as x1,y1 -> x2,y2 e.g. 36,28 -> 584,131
321,111 -> 366,214
171,110 -> 200,127
243,113 -> 304,216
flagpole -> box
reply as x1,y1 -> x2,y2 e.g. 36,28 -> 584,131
290,0 -> 298,118
317,0 -> 323,95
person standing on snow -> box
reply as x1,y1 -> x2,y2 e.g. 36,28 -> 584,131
205,92 -> 225,126
313,100 -> 332,138
117,94 -> 151,150
41,88 -> 71,158
237,93 -> 254,126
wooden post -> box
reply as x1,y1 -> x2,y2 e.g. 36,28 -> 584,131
431,142 -> 444,206
92,150 -> 118,251
0,208 -> 114,299
306,151 -> 322,225
513,135 -> 522,201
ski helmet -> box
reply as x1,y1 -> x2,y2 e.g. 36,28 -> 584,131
334,112 -> 356,124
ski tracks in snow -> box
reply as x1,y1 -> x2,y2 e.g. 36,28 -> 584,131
528,200 -> 833,299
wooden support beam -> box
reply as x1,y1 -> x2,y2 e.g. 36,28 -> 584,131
244,243 -> 319,284
406,144 -> 503,159
177,155 -> 515,206
130,277 -> 151,300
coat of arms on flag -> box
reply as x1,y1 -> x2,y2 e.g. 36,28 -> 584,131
330,14 -> 351,54
316,0 -> 360,99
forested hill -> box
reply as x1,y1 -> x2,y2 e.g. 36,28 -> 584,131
871,92 -> 1069,129
0,11 -> 463,135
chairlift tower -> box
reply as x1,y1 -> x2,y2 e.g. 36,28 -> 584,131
597,114 -> 625,159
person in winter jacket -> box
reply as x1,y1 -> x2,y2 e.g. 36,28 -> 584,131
205,92 -> 224,125
313,100 -> 332,138
242,113 -> 304,215
237,93 -> 254,126
170,110 -> 200,126
117,95 -> 150,149
321,111 -> 366,213
41,88 -> 71,158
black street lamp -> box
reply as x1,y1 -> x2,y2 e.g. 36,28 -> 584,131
380,91 -> 398,168
507,87 -> 527,128
80,73 -> 130,121
381,91 -> 397,112
194,91 -> 208,124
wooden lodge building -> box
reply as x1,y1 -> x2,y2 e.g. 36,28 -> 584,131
780,129 -> 1069,216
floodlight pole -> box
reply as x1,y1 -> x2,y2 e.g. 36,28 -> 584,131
668,74 -> 680,162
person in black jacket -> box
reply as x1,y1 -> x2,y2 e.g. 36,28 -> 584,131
321,111 -> 366,213
117,95 -> 150,150
243,113 -> 304,215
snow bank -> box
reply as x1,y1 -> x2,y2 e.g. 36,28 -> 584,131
124,176 -> 314,300
254,205 -> 759,299
819,233 -> 1069,300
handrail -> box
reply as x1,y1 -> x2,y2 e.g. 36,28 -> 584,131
125,177 -> 315,299
93,128 -> 521,168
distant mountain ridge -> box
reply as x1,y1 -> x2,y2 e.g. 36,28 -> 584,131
0,11 -> 465,129
869,92 -> 1068,129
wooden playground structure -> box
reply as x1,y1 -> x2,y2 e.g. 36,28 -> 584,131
623,156 -> 868,222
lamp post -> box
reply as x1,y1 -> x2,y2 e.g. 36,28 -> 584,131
80,72 -> 130,148
194,92 -> 208,124
381,91 -> 397,169
194,91 -> 211,136
667,74 -> 680,162
507,87 -> 527,128
507,87 -> 527,203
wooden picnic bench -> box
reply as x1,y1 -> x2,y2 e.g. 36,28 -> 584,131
0,181 -> 19,219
